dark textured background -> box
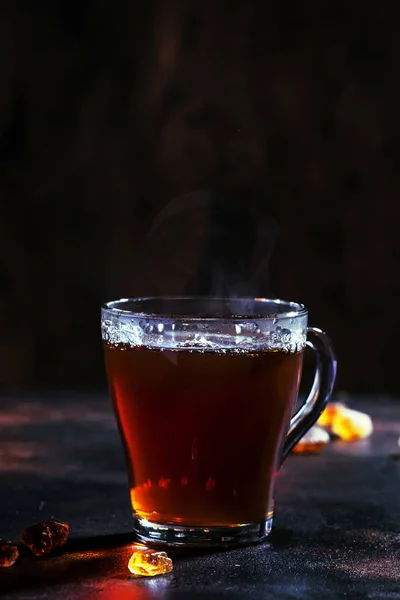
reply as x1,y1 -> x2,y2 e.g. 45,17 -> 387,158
1,1 -> 399,392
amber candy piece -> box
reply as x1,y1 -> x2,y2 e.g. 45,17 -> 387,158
128,548 -> 173,577
318,402 -> 373,442
293,425 -> 330,454
20,520 -> 69,556
0,540 -> 19,567
317,402 -> 346,429
330,407 -> 373,441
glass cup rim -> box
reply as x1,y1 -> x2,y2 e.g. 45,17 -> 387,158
101,296 -> 308,321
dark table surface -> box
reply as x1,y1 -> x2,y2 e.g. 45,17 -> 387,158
0,394 -> 399,600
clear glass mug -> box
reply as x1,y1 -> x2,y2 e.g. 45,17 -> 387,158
101,297 -> 336,548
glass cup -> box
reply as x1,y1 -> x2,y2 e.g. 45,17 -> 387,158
101,297 -> 336,548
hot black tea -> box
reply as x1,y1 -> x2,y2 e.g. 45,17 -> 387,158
104,343 -> 304,527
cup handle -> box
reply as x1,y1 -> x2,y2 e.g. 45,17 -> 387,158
280,327 -> 337,464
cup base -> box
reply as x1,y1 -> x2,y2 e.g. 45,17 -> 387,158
132,515 -> 273,549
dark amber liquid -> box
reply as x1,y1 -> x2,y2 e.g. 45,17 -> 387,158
104,344 -> 303,527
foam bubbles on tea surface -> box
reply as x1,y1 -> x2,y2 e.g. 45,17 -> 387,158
102,312 -> 306,353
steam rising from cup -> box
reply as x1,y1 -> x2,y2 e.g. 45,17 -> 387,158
143,189 -> 279,299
